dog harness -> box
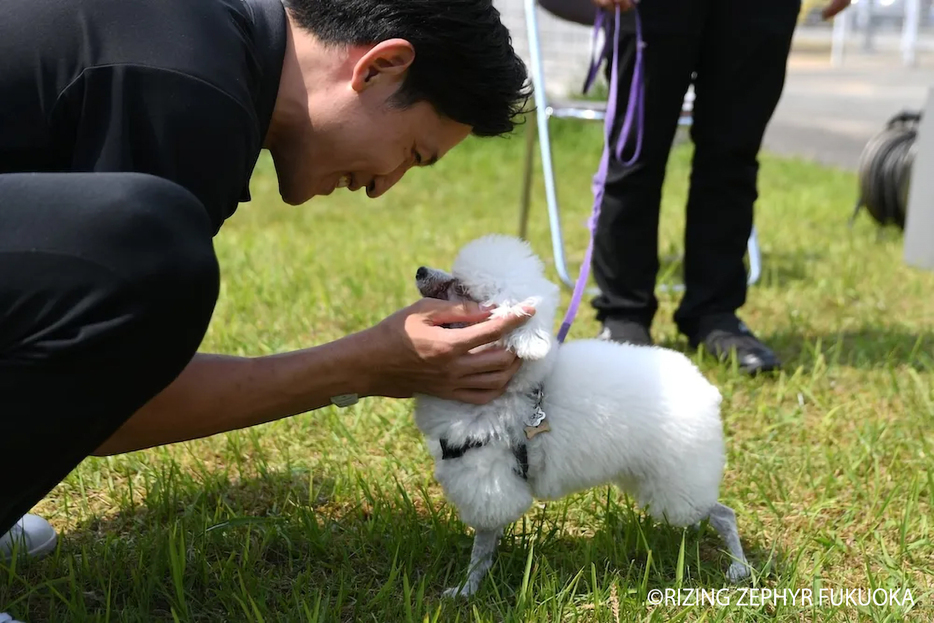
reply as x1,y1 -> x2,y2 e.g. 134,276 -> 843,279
438,384 -> 548,481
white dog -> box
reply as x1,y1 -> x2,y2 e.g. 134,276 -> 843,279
413,234 -> 750,598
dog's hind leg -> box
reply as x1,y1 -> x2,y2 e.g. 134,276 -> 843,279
706,503 -> 750,582
443,526 -> 503,598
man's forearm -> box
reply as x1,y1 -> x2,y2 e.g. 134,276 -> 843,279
92,297 -> 534,456
94,330 -> 376,456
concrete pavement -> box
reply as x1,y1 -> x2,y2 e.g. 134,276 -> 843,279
763,36 -> 934,171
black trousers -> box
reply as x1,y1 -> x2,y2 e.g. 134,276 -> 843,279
590,0 -> 801,337
0,172 -> 219,536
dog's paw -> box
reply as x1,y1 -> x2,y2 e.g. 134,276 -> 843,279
726,561 -> 751,583
442,582 -> 478,599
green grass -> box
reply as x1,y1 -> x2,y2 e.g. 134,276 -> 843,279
3,118 -> 933,622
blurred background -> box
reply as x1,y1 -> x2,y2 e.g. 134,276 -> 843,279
494,0 -> 934,171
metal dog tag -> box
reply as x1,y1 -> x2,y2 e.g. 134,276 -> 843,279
524,385 -> 548,438
525,405 -> 546,428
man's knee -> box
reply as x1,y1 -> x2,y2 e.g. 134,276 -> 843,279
87,172 -> 219,301
102,174 -> 221,358
51,174 -> 220,344
2,171 -> 219,306
1,171 -> 220,367
0,173 -> 220,478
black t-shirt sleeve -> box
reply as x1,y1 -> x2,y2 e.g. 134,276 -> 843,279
50,64 -> 258,234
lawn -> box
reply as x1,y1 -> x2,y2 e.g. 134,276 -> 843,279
2,118 -> 933,622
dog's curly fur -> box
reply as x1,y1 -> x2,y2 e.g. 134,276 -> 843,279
414,235 -> 750,598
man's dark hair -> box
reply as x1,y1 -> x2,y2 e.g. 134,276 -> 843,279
284,0 -> 532,137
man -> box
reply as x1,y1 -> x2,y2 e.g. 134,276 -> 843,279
0,0 -> 533,571
589,0 -> 851,374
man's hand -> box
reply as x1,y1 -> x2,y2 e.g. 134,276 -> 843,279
821,0 -> 851,19
363,298 -> 535,405
591,0 -> 634,9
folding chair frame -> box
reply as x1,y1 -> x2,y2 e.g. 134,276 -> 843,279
517,0 -> 762,295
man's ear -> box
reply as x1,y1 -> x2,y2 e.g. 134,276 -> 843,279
351,39 -> 415,92
495,298 -> 554,361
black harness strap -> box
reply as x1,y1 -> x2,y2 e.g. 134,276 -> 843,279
439,436 -> 530,480
513,443 -> 529,480
438,383 -> 543,481
439,437 -> 483,460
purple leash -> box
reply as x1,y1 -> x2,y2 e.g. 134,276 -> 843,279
556,4 -> 645,343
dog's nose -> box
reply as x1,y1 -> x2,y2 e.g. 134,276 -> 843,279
416,267 -> 428,280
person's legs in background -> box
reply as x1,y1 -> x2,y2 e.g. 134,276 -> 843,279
0,172 -> 219,567
591,2 -> 707,345
674,0 -> 801,373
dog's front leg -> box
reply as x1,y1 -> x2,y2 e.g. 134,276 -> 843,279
442,526 -> 503,598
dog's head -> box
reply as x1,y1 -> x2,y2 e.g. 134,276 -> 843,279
415,235 -> 560,360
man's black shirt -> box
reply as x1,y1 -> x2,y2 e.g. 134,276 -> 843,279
0,0 -> 287,234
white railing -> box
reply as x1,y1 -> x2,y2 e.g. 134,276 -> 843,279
826,0 -> 931,67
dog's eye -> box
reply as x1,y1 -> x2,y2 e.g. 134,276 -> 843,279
453,283 -> 469,297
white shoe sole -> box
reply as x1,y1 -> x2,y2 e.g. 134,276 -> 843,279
28,529 -> 58,560
1,530 -> 57,563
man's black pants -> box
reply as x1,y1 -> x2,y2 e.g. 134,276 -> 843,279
0,172 -> 219,535
590,0 -> 801,337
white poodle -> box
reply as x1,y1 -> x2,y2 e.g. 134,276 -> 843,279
413,234 -> 750,598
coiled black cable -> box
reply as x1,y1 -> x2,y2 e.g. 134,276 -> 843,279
852,110 -> 922,230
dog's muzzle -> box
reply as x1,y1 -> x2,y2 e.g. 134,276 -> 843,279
415,266 -> 454,300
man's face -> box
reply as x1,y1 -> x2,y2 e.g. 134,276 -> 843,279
276,98 -> 470,204
267,33 -> 471,205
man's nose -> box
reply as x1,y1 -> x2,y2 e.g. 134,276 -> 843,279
368,163 -> 410,198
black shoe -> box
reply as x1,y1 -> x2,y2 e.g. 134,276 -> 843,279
688,314 -> 780,375
598,317 -> 654,346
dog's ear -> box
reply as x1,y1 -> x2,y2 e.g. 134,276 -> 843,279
495,297 -> 554,361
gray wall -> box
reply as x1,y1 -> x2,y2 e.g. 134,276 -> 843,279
494,0 -> 599,97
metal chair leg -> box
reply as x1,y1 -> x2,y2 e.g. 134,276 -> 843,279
523,0 -> 596,292
657,227 -> 762,294
747,226 -> 761,286
519,118 -> 537,240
